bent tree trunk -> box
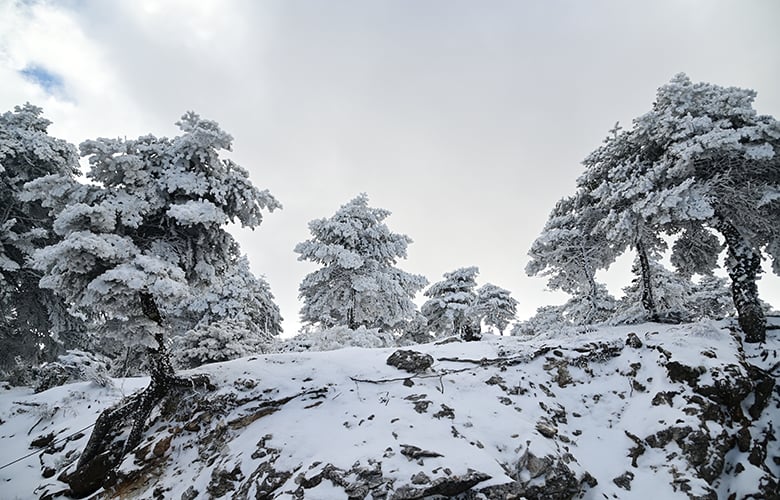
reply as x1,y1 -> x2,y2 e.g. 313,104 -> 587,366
64,293 -> 212,497
716,218 -> 766,343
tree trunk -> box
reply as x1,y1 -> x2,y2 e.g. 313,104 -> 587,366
578,239 -> 600,324
347,288 -> 357,330
65,293 -> 212,497
636,240 -> 660,322
716,218 -> 766,343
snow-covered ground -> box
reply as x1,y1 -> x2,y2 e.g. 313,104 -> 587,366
1,319 -> 778,499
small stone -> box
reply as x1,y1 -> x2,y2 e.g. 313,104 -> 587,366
612,471 -> 634,490
411,472 -> 430,484
153,435 -> 173,457
651,391 -> 677,406
536,420 -> 557,438
626,333 -> 643,348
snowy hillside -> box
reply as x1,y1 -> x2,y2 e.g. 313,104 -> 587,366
1,320 -> 778,499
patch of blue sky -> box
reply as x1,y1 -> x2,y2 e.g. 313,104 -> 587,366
19,64 -> 66,97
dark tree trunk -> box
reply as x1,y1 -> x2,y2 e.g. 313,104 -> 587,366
64,293 -> 212,497
347,289 -> 358,330
461,315 -> 482,342
636,240 -> 660,322
716,218 -> 766,343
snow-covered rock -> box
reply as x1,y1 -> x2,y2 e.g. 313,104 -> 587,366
0,320 -> 777,499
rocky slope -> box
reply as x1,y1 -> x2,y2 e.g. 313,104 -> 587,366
0,319 -> 778,499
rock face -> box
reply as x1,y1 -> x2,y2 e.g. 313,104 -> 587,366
386,350 -> 434,373
1,320 -> 778,499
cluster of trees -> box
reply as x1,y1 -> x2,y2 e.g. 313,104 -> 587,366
2,73 -> 777,388
526,74 -> 779,342
294,194 -> 518,343
5,74 -> 774,494
1,107 -> 520,388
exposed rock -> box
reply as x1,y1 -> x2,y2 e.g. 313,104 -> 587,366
666,361 -> 705,386
392,469 -> 491,499
30,432 -> 55,449
433,404 -> 455,420
612,471 -> 634,490
208,464 -> 244,498
511,449 -> 582,500
399,444 -> 444,462
535,418 -> 557,438
410,472 -> 430,484
386,350 -> 434,373
626,332 -> 643,348
180,486 -> 199,500
60,450 -> 117,498
746,364 -> 775,419
651,391 -> 677,406
152,435 -> 172,457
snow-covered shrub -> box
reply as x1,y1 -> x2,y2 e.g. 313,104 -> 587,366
276,326 -> 397,353
511,305 -> 569,337
173,319 -> 270,369
34,349 -> 112,392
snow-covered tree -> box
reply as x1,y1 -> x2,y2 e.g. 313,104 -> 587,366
526,196 -> 618,325
295,194 -> 427,332
577,121 -> 710,321
631,75 -> 778,341
421,267 -> 482,340
511,305 -> 569,337
173,257 -> 281,368
687,276 -> 735,321
475,283 -> 518,334
560,282 -> 617,325
25,112 -> 281,480
0,104 -> 83,376
535,74 -> 780,342
611,258 -> 693,325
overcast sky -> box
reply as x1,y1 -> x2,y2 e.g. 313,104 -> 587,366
2,0 -> 779,334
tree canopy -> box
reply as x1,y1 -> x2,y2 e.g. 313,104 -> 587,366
0,104 -> 82,375
295,194 -> 428,332
528,74 -> 779,342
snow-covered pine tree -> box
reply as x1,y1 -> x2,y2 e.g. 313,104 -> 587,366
526,195 -> 617,325
421,266 -> 482,340
578,120 -> 711,322
560,282 -> 617,326
617,75 -> 778,342
687,275 -> 735,321
24,112 -> 281,489
537,74 -> 779,342
0,104 -> 83,377
174,256 -> 282,368
295,194 -> 428,333
611,257 -> 693,325
475,283 -> 518,334
511,305 -> 569,337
